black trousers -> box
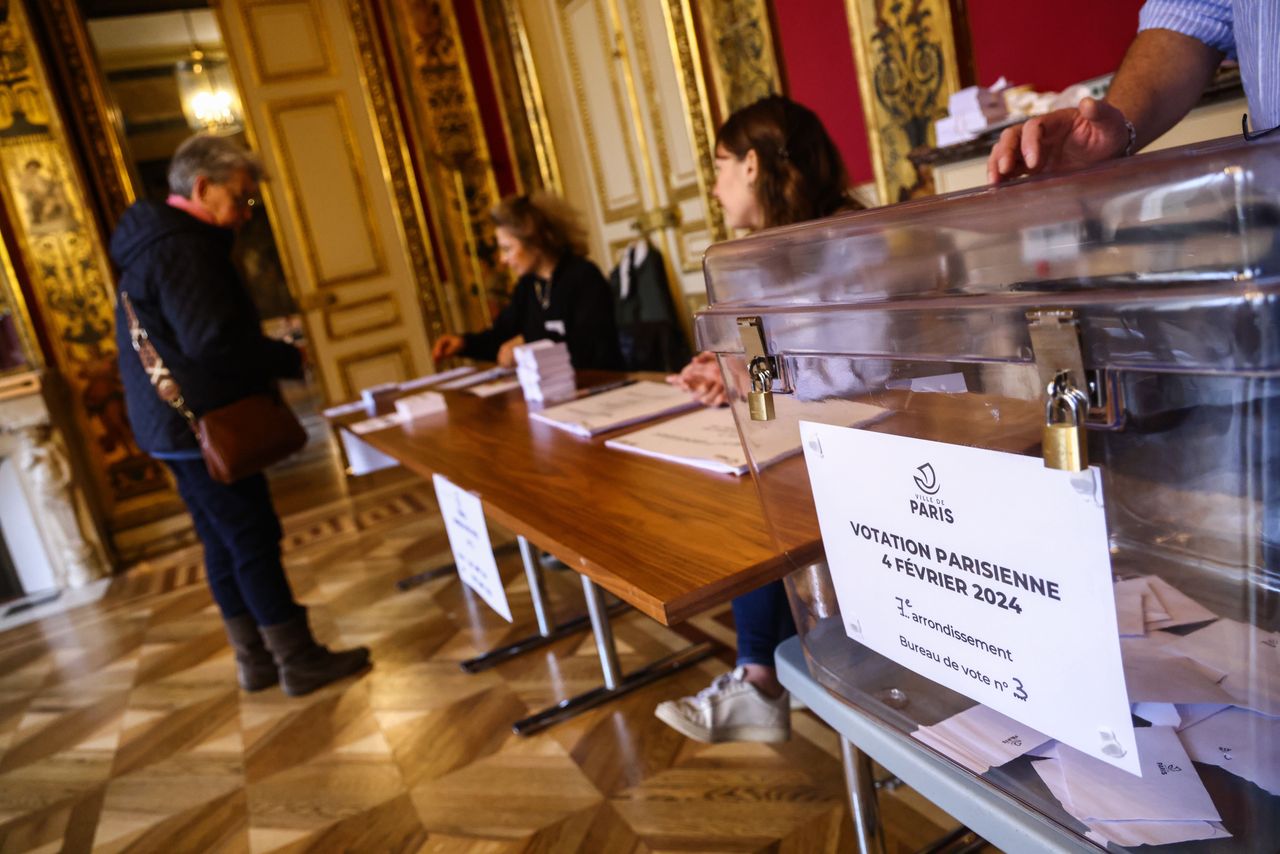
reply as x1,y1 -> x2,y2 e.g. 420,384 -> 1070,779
164,458 -> 303,627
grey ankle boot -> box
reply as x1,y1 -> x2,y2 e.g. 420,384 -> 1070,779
258,611 -> 371,697
222,613 -> 279,692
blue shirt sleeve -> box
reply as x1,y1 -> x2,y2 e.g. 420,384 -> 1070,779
1139,0 -> 1236,58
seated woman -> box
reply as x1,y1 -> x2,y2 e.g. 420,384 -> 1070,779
657,95 -> 860,744
432,192 -> 624,371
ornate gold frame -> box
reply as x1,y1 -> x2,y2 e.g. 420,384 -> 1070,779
237,0 -> 339,85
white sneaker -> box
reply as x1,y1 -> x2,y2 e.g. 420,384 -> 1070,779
654,666 -> 791,743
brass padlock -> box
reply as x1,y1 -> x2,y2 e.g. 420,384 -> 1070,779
1043,371 -> 1088,471
748,357 -> 775,422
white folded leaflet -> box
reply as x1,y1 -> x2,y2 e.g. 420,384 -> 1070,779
910,703 -> 1051,774
398,365 -> 476,391
514,340 -> 574,403
394,391 -> 446,420
340,412 -> 404,475
1179,706 -> 1280,796
1171,618 -> 1280,716
604,406 -> 748,475
529,380 -> 699,437
1032,754 -> 1229,847
1120,633 -> 1235,705
467,379 -> 522,398
436,366 -> 514,390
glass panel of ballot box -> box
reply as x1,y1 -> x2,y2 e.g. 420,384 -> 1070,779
697,136 -> 1280,852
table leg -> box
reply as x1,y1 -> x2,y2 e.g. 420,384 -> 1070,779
510,576 -> 716,736
460,538 -> 621,673
841,738 -> 887,854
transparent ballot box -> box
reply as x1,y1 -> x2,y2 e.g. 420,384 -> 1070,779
697,136 -> 1280,851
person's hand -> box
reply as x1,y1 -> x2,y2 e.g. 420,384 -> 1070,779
987,97 -> 1131,184
666,350 -> 726,407
496,335 -> 525,368
432,334 -> 464,362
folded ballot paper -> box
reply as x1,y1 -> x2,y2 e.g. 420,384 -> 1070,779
530,380 -> 699,437
910,703 -> 1050,774
394,391 -> 446,421
339,412 -> 404,475
515,340 -> 575,403
1031,727 -> 1230,847
604,406 -> 748,475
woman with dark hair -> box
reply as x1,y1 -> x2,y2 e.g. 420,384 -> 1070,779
432,192 -> 624,370
657,95 -> 860,744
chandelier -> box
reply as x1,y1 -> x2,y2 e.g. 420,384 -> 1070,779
173,12 -> 243,135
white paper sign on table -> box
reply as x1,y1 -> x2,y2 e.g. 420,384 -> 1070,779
432,474 -> 512,622
800,422 -> 1138,773
339,412 -> 405,475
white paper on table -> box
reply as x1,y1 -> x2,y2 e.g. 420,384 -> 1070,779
1056,727 -> 1220,822
322,400 -> 366,419
1120,634 -> 1235,705
436,366 -> 514,390
1033,758 -> 1230,847
394,391 -> 446,420
800,423 -> 1139,773
349,412 -> 405,434
529,380 -> 699,437
338,428 -> 399,475
604,407 -> 748,475
1171,619 -> 1280,716
467,379 -> 522,398
398,366 -> 476,391
911,704 -> 1051,773
1142,575 -> 1218,629
431,474 -> 512,622
1179,706 -> 1280,795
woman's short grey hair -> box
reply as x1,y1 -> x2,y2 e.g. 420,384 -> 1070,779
167,134 -> 264,197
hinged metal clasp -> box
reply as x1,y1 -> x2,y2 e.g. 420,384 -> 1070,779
737,316 -> 786,421
1043,370 -> 1089,471
1026,308 -> 1120,429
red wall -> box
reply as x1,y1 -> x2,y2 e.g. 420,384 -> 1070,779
772,0 -> 873,184
966,0 -> 1146,91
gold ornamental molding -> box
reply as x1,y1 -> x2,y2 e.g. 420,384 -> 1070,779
845,0 -> 962,204
0,0 -> 167,509
346,0 -> 449,341
237,0 -> 338,85
382,0 -> 503,333
335,340 -> 414,399
661,0 -> 726,243
693,0 -> 781,118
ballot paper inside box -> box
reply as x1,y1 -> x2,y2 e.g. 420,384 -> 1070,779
699,135 -> 1280,848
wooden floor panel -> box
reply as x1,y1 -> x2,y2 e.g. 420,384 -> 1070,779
0,468 -> 982,853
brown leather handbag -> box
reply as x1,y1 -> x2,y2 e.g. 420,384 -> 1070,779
121,292 -> 308,484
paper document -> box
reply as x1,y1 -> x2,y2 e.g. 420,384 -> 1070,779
399,366 -> 476,391
1056,726 -> 1220,822
1032,757 -> 1229,847
910,704 -> 1050,774
604,406 -> 748,475
467,379 -> 521,398
432,474 -> 512,622
322,400 -> 366,419
1141,575 -> 1217,630
1179,706 -> 1280,796
1171,619 -> 1280,716
436,366 -> 514,390
529,380 -> 699,437
1120,634 -> 1235,705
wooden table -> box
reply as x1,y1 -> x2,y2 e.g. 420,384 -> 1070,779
334,370 -> 791,732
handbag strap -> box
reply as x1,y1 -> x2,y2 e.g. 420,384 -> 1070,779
119,291 -> 197,428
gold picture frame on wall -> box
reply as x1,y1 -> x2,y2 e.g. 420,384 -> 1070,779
844,0 -> 963,205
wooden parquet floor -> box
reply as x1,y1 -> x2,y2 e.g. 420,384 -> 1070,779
0,470 -> 973,853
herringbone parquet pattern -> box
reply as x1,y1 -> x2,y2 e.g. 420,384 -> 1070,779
0,472 -> 966,852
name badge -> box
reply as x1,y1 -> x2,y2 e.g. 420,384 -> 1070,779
544,319 -> 566,337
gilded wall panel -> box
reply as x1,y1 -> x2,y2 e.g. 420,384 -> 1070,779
0,0 -> 164,508
693,0 -> 780,119
845,0 -> 961,204
384,0 -> 502,331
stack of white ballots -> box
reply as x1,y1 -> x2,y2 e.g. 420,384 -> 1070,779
515,340 -> 574,403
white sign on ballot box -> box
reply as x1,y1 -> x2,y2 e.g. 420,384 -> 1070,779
432,474 -> 512,622
799,422 -> 1138,774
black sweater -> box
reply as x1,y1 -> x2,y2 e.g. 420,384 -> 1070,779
462,254 -> 624,370
111,201 -> 303,455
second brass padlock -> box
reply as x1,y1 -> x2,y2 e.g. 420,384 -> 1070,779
1043,372 -> 1088,471
748,357 -> 775,421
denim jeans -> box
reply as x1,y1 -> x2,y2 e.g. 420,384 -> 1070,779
164,459 -> 303,627
731,580 -> 796,668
